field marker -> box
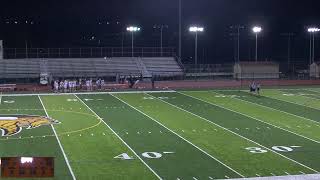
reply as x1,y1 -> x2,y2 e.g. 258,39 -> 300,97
270,173 -> 276,176
255,174 -> 260,177
74,95 -> 162,180
176,92 -> 319,173
225,175 -> 230,179
136,93 -> 245,177
211,92 -> 320,144
38,95 -> 76,180
0,92 -> 2,105
209,176 -> 214,179
192,177 -> 198,180
299,171 -> 305,174
285,171 -> 290,175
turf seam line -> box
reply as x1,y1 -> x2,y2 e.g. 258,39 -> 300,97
38,95 -> 77,180
212,92 -> 320,144
74,94 -> 162,180
177,91 -> 319,173
111,93 -> 244,178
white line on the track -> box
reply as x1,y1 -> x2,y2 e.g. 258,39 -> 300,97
270,173 -> 276,176
75,94 -> 162,180
300,171 -> 305,174
285,172 -> 290,175
256,174 -> 260,177
38,95 -> 76,180
112,93 -> 244,178
192,177 -> 198,180
178,92 -> 319,173
209,176 -> 214,179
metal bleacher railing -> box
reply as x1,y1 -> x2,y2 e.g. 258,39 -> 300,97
3,47 -> 176,59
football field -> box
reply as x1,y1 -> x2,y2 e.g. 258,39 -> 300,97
0,88 -> 320,180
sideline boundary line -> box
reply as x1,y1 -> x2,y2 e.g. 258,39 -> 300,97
38,95 -> 76,180
177,91 -> 319,173
0,90 -> 175,97
74,94 -> 162,180
110,93 -> 244,178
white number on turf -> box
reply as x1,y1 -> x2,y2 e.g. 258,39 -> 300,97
114,153 -> 134,160
283,94 -> 295,96
143,97 -> 154,100
3,100 -> 15,104
245,147 -> 268,154
141,152 -> 162,159
114,152 -> 173,160
67,99 -> 78,102
246,146 -> 298,154
271,146 -> 293,152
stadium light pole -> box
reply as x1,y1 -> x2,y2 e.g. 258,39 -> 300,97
154,25 -> 169,56
189,26 -> 204,65
127,26 -> 141,57
230,25 -> 244,63
308,27 -> 320,64
252,26 -> 262,62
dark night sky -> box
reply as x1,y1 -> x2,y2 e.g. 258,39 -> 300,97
1,0 -> 320,63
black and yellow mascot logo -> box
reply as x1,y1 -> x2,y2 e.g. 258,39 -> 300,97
0,115 -> 60,136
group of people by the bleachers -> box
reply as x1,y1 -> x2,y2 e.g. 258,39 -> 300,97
249,82 -> 261,95
52,78 -> 105,93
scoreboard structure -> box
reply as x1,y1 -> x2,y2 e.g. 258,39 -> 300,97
1,157 -> 54,178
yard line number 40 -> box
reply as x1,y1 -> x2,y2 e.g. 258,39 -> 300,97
114,152 -> 174,160
246,146 -> 301,154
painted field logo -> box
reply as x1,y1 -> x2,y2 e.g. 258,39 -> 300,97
0,115 -> 60,136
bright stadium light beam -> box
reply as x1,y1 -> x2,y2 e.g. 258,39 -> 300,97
127,26 -> 141,57
189,26 -> 204,65
307,27 -> 320,64
252,26 -> 262,62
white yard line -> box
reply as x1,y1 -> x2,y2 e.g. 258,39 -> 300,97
177,92 -> 319,173
37,95 -> 76,180
74,94 -> 162,180
0,92 -> 2,105
210,92 -> 320,144
109,93 -> 244,178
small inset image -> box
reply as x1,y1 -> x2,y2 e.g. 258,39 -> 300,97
1,157 -> 54,178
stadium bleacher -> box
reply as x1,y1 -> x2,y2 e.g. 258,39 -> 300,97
0,57 -> 184,79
